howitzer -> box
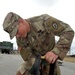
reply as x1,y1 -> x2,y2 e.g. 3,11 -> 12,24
29,56 -> 56,75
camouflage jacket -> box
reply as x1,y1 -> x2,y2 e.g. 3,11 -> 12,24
16,14 -> 74,61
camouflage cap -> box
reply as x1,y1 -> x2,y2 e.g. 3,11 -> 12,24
3,12 -> 22,39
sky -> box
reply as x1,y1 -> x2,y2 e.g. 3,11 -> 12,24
0,0 -> 75,54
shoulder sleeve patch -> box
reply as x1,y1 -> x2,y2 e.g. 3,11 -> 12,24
45,17 -> 65,35
52,22 -> 58,29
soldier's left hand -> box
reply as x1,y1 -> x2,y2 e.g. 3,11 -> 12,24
45,51 -> 58,64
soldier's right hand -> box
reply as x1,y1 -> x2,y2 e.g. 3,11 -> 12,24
45,51 -> 58,63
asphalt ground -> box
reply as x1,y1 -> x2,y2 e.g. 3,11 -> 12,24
0,54 -> 75,75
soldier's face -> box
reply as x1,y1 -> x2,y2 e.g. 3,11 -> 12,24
16,20 -> 28,38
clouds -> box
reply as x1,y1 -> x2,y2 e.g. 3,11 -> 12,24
32,0 -> 59,7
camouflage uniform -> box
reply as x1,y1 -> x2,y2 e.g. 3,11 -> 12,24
16,14 -> 74,75
3,12 -> 74,75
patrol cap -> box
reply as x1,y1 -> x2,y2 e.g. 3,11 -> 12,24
3,12 -> 22,39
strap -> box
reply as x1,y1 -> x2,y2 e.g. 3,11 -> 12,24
49,61 -> 56,75
29,55 -> 41,75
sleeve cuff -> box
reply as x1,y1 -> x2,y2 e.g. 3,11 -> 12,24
51,47 -> 60,55
18,62 -> 26,74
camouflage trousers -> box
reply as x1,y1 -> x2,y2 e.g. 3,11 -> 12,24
18,54 -> 61,75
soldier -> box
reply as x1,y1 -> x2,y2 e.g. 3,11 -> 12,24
3,12 -> 74,75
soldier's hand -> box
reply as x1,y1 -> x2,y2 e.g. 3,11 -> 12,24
45,51 -> 58,64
